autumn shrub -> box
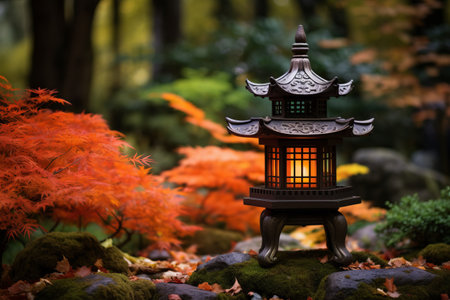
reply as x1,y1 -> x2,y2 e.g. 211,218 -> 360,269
0,76 -> 196,249
375,186 -> 450,248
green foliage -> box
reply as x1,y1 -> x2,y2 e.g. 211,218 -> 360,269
108,70 -> 267,173
419,243 -> 450,265
9,232 -> 128,282
375,187 -> 450,248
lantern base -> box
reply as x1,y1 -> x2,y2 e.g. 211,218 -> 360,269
257,208 -> 352,267
246,185 -> 361,209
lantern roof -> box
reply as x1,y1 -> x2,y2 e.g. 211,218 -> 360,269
246,25 -> 353,99
226,117 -> 374,139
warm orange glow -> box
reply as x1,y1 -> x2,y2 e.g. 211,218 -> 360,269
286,147 -> 317,188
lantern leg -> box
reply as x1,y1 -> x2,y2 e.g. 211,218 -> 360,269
258,209 -> 286,268
323,210 -> 352,265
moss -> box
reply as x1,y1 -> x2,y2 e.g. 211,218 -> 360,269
103,246 -> 129,274
9,232 -> 128,282
183,227 -> 244,255
190,250 -> 339,299
35,273 -> 155,300
216,293 -> 247,300
351,251 -> 388,267
418,243 -> 450,264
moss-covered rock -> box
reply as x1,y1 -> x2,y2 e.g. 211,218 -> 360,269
419,243 -> 450,264
341,269 -> 450,300
183,227 -> 244,255
9,232 -> 128,282
35,273 -> 155,300
190,250 -> 340,299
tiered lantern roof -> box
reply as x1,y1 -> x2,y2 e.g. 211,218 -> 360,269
226,25 -> 373,138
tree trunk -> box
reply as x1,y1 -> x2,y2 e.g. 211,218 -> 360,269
109,0 -> 121,96
28,0 -> 99,113
151,0 -> 182,81
254,0 -> 268,19
62,0 -> 100,112
29,0 -> 65,92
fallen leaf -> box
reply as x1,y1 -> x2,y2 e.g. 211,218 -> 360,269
198,282 -> 213,291
74,266 -> 92,277
307,297 -> 314,300
387,291 -> 401,298
376,288 -> 388,296
55,256 -> 71,273
442,262 -> 450,270
441,294 -> 449,300
8,280 -> 32,295
248,249 -> 258,257
168,294 -> 182,300
31,278 -> 52,294
319,255 -> 329,264
384,278 -> 396,292
411,256 -> 426,269
225,278 -> 242,296
388,257 -> 411,268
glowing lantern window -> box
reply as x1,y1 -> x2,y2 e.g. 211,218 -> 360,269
286,147 -> 317,188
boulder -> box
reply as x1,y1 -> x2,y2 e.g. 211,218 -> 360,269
197,252 -> 251,271
350,224 -> 385,251
35,273 -> 155,300
183,227 -> 244,255
155,282 -> 217,300
148,249 -> 171,261
233,233 -> 302,253
350,148 -> 448,207
9,232 -> 128,282
419,243 -> 450,264
189,250 -> 339,299
322,267 -> 436,300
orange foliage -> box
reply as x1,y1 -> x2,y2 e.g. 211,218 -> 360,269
162,146 -> 264,232
160,93 -> 260,147
0,77 -> 196,244
348,0 -> 449,112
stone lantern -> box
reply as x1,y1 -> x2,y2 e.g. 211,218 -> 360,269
226,25 -> 374,267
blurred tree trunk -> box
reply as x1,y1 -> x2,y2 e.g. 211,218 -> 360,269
62,0 -> 100,112
151,0 -> 182,81
29,0 -> 65,93
254,0 -> 268,19
215,0 -> 234,23
109,0 -> 121,96
29,0 -> 100,113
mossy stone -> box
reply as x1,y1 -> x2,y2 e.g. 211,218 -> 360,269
190,250 -> 339,299
341,270 -> 450,300
35,273 -> 155,300
183,227 -> 244,255
419,243 -> 450,264
9,232 -> 127,282
103,246 -> 129,273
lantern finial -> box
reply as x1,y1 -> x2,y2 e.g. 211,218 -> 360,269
294,25 -> 307,43
292,25 -> 308,57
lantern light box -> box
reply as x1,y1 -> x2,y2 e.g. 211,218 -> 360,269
226,25 -> 374,267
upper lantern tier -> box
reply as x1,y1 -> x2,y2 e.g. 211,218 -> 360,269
246,25 -> 353,118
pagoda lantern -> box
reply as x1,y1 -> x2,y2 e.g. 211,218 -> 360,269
226,25 -> 374,267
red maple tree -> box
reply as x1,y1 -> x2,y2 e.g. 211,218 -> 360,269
0,77 -> 196,247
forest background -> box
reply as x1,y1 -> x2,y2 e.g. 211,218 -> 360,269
0,0 -> 449,266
